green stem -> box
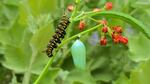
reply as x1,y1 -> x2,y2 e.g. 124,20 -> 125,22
33,24 -> 102,84
58,24 -> 102,49
70,4 -> 78,22
34,56 -> 54,84
56,49 -> 70,66
130,8 -> 138,15
23,49 -> 37,84
33,7 -> 150,84
34,2 -> 80,83
88,17 -> 99,22
22,0 -> 36,84
73,11 -> 150,39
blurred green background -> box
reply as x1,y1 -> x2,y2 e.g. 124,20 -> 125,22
0,0 -> 150,84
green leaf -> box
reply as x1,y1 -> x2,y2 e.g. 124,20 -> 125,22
113,74 -> 130,84
131,0 -> 150,9
0,2 -> 18,29
71,39 -> 86,70
3,0 -> 20,6
18,3 -> 28,25
0,29 -> 12,45
22,17 -> 55,84
29,22 -> 55,74
128,33 -> 150,62
2,44 -> 31,73
114,59 -> 150,84
28,0 -> 57,16
37,68 -> 61,84
30,22 -> 54,52
8,22 -> 26,46
129,60 -> 150,84
75,0 -> 81,3
1,28 -> 33,73
65,69 -> 96,84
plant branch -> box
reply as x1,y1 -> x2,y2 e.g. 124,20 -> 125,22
57,24 -> 102,49
33,24 -> 102,84
73,11 -> 150,39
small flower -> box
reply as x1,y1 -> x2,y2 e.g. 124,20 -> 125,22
88,31 -> 99,46
79,21 -> 86,30
93,8 -> 101,12
102,27 -> 108,33
67,4 -> 74,12
100,37 -> 107,46
105,2 -> 113,10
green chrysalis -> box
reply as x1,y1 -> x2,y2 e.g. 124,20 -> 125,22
71,39 -> 86,70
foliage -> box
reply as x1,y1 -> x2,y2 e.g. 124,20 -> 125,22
114,59 -> 150,84
0,0 -> 150,84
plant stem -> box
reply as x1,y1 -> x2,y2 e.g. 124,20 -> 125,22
34,56 -> 54,84
88,17 -> 99,22
22,0 -> 36,84
56,49 -> 71,66
73,11 -> 150,39
23,49 -> 37,84
33,24 -> 102,84
58,24 -> 102,49
34,2 -> 78,84
70,4 -> 78,22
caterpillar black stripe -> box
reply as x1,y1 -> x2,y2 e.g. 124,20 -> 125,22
46,15 -> 70,57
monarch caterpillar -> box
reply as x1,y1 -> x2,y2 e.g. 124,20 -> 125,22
46,15 -> 70,57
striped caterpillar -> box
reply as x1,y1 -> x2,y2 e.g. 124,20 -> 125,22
46,15 -> 70,57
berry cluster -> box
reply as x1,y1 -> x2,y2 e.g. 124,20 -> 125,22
67,2 -> 113,31
100,20 -> 108,46
112,26 -> 128,44
77,2 -> 113,31
100,23 -> 128,46
66,2 -> 128,46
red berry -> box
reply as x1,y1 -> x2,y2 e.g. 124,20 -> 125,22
99,20 -> 107,25
112,33 -> 120,44
67,4 -> 74,12
105,2 -> 113,10
102,27 -> 108,33
113,38 -> 119,44
116,27 -> 122,33
79,21 -> 86,30
113,26 -> 122,33
100,38 -> 107,46
112,33 -> 122,44
93,8 -> 101,12
120,37 -> 128,44
112,31 -> 128,44
112,33 -> 120,39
